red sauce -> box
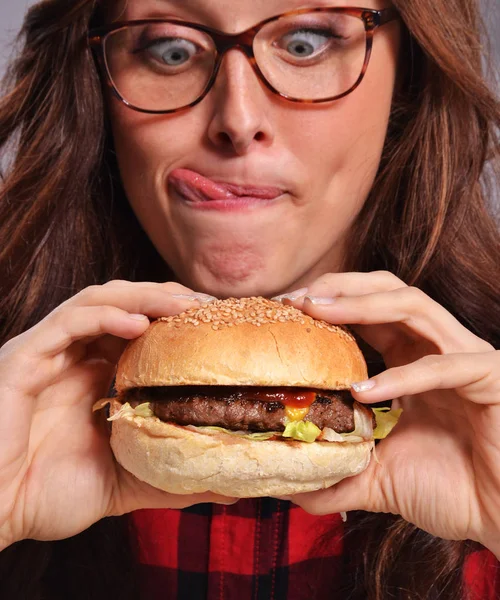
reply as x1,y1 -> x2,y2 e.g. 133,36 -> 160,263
151,386 -> 323,408
237,387 -> 317,408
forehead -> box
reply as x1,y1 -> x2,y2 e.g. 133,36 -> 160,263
114,0 -> 385,29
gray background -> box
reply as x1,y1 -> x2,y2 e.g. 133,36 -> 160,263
1,1 -> 499,77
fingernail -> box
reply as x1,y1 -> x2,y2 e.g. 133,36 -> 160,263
128,313 -> 149,321
272,287 -> 308,302
218,499 -> 240,505
351,380 -> 376,393
305,296 -> 336,305
171,293 -> 217,303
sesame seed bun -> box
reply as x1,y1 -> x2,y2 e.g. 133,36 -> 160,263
110,297 -> 373,498
115,297 -> 367,391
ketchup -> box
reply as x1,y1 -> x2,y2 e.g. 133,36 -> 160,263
244,387 -> 317,408
151,386 -> 320,408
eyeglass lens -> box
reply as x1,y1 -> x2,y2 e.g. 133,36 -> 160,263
103,12 -> 367,112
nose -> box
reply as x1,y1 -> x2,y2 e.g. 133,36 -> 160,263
206,49 -> 275,155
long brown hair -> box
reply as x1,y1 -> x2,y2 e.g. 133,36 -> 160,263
0,0 -> 499,599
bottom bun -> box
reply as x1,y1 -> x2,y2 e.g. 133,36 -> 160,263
110,402 -> 374,498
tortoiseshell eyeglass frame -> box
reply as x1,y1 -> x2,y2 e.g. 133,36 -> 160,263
88,6 -> 399,115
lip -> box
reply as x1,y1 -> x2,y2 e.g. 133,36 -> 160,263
168,168 -> 286,211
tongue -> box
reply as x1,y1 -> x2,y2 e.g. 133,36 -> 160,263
169,168 -> 282,201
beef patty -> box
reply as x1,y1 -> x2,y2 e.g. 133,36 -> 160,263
123,386 -> 361,433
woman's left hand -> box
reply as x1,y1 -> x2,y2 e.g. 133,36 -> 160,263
276,271 -> 500,558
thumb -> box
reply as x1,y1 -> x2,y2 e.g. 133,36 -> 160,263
111,467 -> 239,516
285,457 -> 390,516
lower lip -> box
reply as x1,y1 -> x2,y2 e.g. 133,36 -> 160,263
177,196 -> 283,212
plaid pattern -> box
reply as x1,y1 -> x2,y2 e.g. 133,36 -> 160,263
129,500 -> 499,600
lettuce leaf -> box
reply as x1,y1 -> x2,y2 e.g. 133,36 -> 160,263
372,407 -> 403,440
107,402 -> 153,421
282,420 -> 321,443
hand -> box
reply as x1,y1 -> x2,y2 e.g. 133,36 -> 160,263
0,281 -> 233,550
276,271 -> 500,557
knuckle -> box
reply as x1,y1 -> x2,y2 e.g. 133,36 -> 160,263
0,336 -> 18,357
74,284 -> 103,304
50,304 -> 75,323
100,305 -> 119,319
162,282 -> 194,294
420,353 -> 442,368
104,279 -> 130,288
0,337 -> 37,384
392,365 -> 415,387
307,274 -> 336,296
371,270 -> 405,287
401,285 -> 427,310
313,273 -> 335,286
419,354 -> 447,379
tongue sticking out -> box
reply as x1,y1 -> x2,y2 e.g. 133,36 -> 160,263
169,168 -> 283,202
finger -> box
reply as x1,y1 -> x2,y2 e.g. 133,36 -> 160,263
350,350 -> 500,406
13,280 -> 214,363
112,469 -> 238,515
95,280 -> 194,294
0,306 -> 151,397
300,288 -> 490,355
67,285 -> 216,362
285,457 -> 385,517
274,271 -> 407,304
67,282 -> 215,315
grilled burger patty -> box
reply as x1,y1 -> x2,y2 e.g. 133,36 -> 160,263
123,386 -> 361,433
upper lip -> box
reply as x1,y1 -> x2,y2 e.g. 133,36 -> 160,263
181,169 -> 288,193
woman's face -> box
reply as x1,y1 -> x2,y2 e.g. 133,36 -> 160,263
108,0 -> 400,298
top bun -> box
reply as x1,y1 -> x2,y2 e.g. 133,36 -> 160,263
116,297 -> 367,392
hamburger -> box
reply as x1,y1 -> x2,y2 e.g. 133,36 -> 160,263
98,297 -> 397,497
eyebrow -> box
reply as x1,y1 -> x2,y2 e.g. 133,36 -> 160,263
145,0 -> 345,15
132,0 -> 357,30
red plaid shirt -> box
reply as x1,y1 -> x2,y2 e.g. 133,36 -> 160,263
128,500 -> 499,600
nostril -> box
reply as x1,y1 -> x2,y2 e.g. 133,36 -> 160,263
218,132 -> 232,145
255,131 -> 265,142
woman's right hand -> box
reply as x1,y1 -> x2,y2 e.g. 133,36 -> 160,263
0,280 -> 233,551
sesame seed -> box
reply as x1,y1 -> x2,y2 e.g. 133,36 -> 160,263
156,296 -> 354,341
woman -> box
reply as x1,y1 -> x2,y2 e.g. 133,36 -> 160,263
0,0 -> 499,598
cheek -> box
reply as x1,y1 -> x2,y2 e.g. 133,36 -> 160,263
278,77 -> 395,205
276,101 -> 387,218
110,106 -> 196,180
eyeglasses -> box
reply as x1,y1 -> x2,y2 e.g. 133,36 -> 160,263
88,6 -> 398,115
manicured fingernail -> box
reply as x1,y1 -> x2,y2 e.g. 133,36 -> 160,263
128,314 -> 149,321
171,293 -> 217,303
272,287 -> 309,302
351,380 -> 376,393
305,296 -> 336,305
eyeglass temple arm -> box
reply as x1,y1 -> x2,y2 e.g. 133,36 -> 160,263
378,7 -> 400,26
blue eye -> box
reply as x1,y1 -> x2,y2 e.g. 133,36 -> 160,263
145,38 -> 198,66
282,29 -> 334,58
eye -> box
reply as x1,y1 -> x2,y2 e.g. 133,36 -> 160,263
144,37 -> 198,66
279,29 -> 337,58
